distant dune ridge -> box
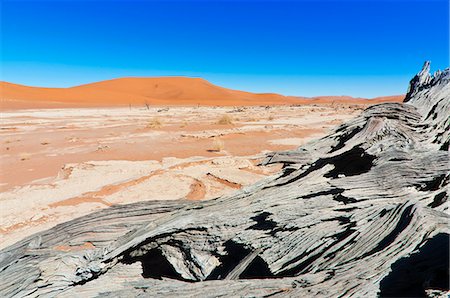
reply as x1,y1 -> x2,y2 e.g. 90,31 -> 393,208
0,77 -> 404,109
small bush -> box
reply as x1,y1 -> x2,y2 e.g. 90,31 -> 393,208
210,137 -> 225,152
147,117 -> 162,128
217,115 -> 233,125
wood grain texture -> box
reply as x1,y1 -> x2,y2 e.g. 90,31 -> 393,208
1,62 -> 448,297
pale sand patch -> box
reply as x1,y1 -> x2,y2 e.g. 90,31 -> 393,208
0,154 -> 278,249
0,161 -> 160,221
104,172 -> 193,204
269,137 -> 307,146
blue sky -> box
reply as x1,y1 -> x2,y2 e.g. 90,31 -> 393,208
1,0 -> 449,97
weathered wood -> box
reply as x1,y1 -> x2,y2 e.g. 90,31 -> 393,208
0,62 -> 449,297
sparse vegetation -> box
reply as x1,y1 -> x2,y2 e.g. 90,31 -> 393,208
209,137 -> 225,152
96,144 -> 110,152
217,115 -> 233,125
147,117 -> 162,128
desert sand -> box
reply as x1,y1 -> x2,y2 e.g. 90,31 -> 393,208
1,103 -> 368,248
1,78 -> 404,109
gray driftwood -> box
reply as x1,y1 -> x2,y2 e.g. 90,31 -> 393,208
1,62 -> 449,297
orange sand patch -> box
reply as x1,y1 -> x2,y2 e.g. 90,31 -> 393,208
0,123 -> 324,191
0,215 -> 49,234
206,173 -> 242,189
49,196 -> 112,208
186,179 -> 207,200
54,242 -> 95,252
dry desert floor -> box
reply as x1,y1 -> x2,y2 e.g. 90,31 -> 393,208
1,104 -> 366,248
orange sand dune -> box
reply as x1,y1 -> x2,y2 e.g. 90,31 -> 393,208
0,77 -> 404,109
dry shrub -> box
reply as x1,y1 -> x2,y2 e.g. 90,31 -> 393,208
217,115 -> 233,125
147,117 -> 162,128
96,144 -> 110,152
210,137 -> 225,152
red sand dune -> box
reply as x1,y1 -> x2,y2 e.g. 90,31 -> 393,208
0,77 -> 404,109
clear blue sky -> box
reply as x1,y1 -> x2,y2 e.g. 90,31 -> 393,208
1,0 -> 449,97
